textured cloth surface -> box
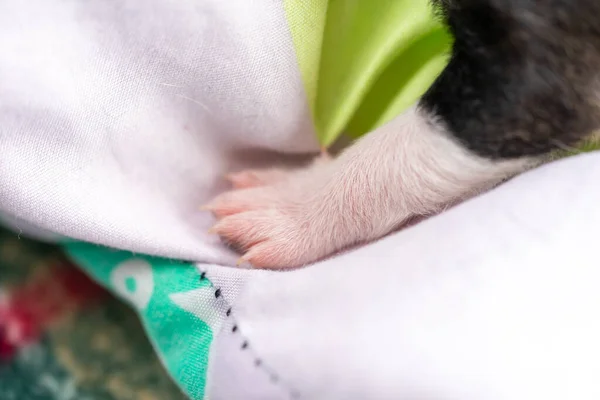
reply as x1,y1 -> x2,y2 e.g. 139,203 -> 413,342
0,0 -> 317,263
0,227 -> 187,400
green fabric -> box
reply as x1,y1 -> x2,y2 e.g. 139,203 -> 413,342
284,0 -> 452,147
577,139 -> 600,153
64,243 -> 219,400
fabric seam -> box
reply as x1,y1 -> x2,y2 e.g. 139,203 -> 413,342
199,268 -> 301,400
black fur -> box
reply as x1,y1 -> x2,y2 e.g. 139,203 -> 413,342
421,0 -> 600,159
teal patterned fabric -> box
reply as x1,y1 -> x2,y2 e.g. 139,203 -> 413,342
65,243 -> 227,400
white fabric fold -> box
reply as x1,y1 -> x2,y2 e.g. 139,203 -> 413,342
231,152 -> 600,400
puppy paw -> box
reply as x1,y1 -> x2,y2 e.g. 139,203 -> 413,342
204,152 -> 337,269
204,186 -> 317,268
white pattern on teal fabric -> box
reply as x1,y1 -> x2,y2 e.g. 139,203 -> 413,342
64,243 -> 224,400
169,288 -> 228,333
111,259 -> 154,310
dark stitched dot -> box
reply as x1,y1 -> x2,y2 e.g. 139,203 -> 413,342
226,308 -> 231,317
214,288 -> 221,298
200,272 -> 206,280
270,374 -> 279,383
291,390 -> 301,399
254,359 -> 262,367
241,341 -> 248,350
232,325 -> 238,333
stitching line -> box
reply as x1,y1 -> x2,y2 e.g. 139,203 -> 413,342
199,269 -> 301,399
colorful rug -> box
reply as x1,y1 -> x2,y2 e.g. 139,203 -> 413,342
0,227 -> 187,400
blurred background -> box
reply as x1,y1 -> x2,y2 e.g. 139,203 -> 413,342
0,227 -> 186,400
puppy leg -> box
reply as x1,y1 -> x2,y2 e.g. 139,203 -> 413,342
205,107 -> 529,269
206,0 -> 600,269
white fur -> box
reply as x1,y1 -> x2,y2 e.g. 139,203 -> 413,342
207,106 -> 535,269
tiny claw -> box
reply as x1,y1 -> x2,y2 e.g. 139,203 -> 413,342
236,256 -> 247,266
224,173 -> 237,182
226,171 -> 262,189
200,203 -> 214,211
